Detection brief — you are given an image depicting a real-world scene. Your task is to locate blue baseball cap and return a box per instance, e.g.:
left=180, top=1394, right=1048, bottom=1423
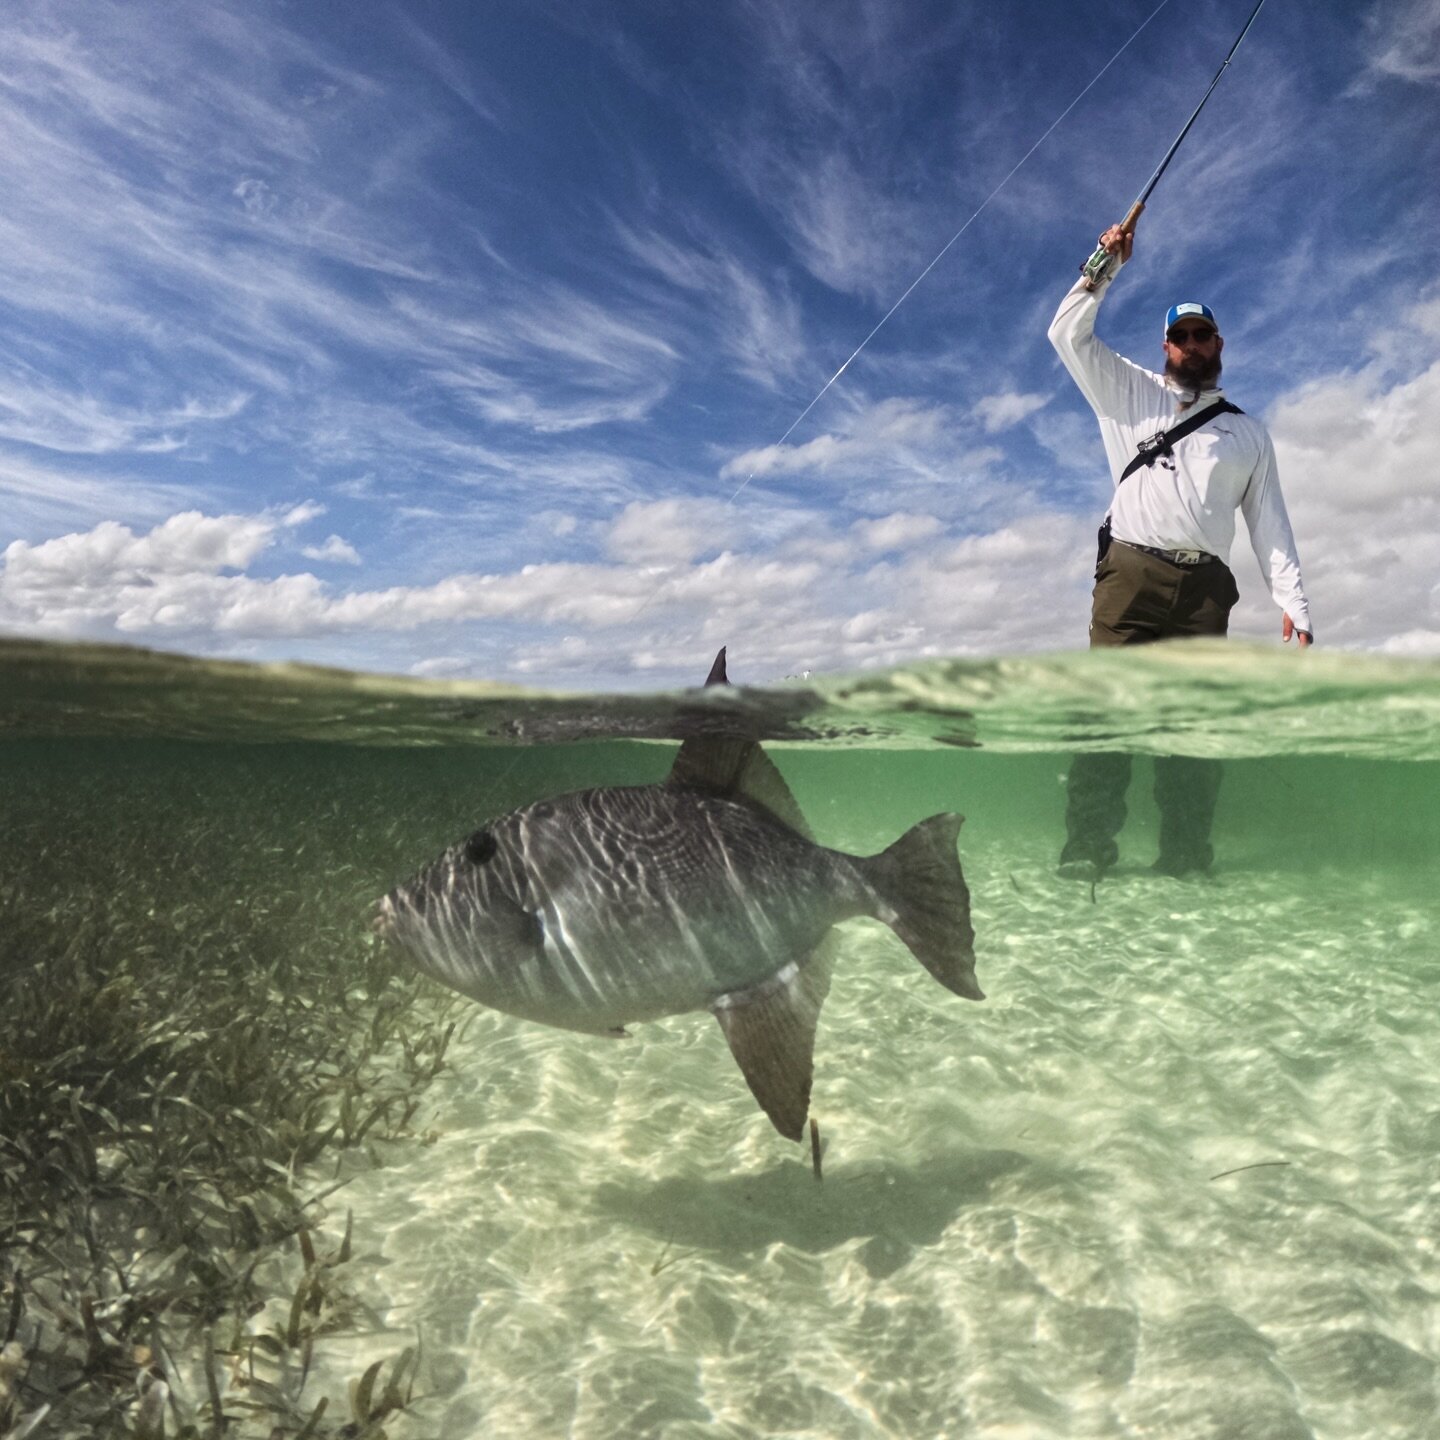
left=1165, top=302, right=1217, bottom=335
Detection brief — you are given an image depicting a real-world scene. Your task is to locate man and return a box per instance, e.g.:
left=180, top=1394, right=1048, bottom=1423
left=1048, top=222, right=1312, bottom=879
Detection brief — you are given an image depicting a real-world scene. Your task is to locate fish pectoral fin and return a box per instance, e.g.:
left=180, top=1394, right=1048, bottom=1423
left=710, top=949, right=831, bottom=1143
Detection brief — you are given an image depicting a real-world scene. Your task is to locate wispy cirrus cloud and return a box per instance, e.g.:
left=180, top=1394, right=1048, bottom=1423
left=0, top=452, right=208, bottom=536
left=0, top=375, right=249, bottom=455
left=1358, top=0, right=1440, bottom=86
left=719, top=397, right=1008, bottom=534
left=611, top=221, right=805, bottom=391
left=775, top=153, right=936, bottom=302
left=403, top=286, right=680, bottom=433
left=0, top=0, right=692, bottom=463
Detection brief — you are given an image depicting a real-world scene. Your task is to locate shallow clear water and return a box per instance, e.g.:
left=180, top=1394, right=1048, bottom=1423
left=3, top=637, right=1439, bottom=1438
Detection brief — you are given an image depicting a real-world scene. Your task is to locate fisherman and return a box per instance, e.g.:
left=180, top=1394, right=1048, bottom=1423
left=1049, top=222, right=1312, bottom=879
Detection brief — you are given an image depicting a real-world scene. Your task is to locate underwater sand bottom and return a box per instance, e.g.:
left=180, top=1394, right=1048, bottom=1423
left=270, top=844, right=1439, bottom=1439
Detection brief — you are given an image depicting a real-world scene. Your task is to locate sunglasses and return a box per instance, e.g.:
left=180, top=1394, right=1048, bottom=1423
left=1166, top=326, right=1218, bottom=344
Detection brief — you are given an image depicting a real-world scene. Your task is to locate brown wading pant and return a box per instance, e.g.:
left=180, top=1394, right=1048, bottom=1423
left=1061, top=541, right=1240, bottom=874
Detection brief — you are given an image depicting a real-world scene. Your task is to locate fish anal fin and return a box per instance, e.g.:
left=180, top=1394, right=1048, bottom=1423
left=710, top=944, right=833, bottom=1142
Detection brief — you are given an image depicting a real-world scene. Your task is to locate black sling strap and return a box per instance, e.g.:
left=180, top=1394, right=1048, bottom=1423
left=1119, top=398, right=1244, bottom=481
left=1096, top=398, right=1244, bottom=568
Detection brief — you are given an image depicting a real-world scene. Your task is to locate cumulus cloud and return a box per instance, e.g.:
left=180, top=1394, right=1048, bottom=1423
left=9, top=321, right=1437, bottom=673
left=6, top=310, right=1438, bottom=679
left=1267, top=359, right=1438, bottom=508
left=0, top=486, right=1089, bottom=684
left=604, top=497, right=737, bottom=565
left=0, top=505, right=816, bottom=643
left=852, top=512, right=943, bottom=552
left=1216, top=353, right=1440, bottom=651
left=974, top=391, right=1048, bottom=433
left=2, top=511, right=282, bottom=633
left=283, top=501, right=327, bottom=527
left=1378, top=628, right=1440, bottom=657
left=302, top=534, right=361, bottom=564
left=6, top=511, right=274, bottom=581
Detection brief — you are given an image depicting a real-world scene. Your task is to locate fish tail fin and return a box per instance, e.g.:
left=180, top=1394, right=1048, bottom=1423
left=864, top=814, right=983, bottom=1001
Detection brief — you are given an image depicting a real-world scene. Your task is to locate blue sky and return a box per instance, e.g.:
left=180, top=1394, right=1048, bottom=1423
left=1, top=0, right=1437, bottom=688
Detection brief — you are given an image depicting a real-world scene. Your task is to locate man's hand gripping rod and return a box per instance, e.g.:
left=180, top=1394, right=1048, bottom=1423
left=1079, top=0, right=1268, bottom=291
left=1081, top=200, right=1143, bottom=290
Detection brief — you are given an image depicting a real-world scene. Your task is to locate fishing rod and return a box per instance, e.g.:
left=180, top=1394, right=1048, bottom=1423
left=1081, top=0, right=1269, bottom=290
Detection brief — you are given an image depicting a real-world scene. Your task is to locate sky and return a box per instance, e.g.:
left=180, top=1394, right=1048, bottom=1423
left=0, top=0, right=1437, bottom=689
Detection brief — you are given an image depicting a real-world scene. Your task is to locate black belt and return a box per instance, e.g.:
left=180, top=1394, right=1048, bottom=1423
left=1113, top=538, right=1218, bottom=567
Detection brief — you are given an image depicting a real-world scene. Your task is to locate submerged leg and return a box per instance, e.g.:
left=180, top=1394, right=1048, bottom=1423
left=1152, top=756, right=1223, bottom=876
left=1060, top=752, right=1133, bottom=877
left=1061, top=544, right=1153, bottom=877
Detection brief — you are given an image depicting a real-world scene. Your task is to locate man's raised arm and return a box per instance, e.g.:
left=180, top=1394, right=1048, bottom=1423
left=1048, top=224, right=1152, bottom=422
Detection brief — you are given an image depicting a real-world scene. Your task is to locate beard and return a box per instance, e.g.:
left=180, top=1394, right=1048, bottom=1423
left=1166, top=353, right=1223, bottom=393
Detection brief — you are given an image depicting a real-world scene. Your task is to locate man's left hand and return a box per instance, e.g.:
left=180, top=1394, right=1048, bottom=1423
left=1283, top=614, right=1313, bottom=647
left=1098, top=223, right=1134, bottom=263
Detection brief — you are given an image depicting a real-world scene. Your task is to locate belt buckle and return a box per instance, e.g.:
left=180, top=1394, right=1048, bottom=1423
left=1172, top=549, right=1202, bottom=565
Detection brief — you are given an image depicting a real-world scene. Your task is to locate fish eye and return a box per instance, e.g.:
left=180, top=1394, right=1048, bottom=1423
left=464, top=829, right=498, bottom=865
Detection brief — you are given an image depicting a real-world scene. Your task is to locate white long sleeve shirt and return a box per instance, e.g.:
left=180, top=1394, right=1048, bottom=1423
left=1049, top=268, right=1311, bottom=634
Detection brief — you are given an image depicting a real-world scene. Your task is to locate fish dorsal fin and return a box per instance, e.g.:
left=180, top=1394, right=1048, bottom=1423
left=668, top=741, right=814, bottom=840
left=710, top=939, right=836, bottom=1142
left=666, top=649, right=814, bottom=840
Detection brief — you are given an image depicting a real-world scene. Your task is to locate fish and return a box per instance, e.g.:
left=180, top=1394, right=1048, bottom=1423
left=373, top=649, right=982, bottom=1141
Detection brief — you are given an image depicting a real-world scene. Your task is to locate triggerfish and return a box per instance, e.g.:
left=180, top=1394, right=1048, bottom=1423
left=374, top=649, right=982, bottom=1141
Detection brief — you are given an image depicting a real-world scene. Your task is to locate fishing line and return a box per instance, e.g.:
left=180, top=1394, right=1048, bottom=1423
left=722, top=0, right=1173, bottom=507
